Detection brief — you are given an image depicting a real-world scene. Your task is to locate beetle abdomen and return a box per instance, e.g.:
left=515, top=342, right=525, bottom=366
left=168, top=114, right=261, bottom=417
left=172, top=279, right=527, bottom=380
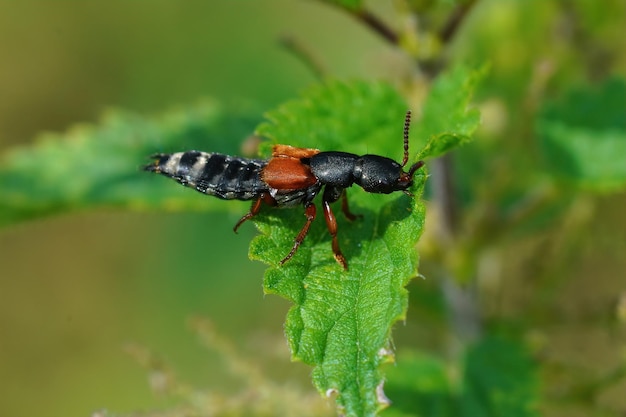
left=146, top=151, right=268, bottom=200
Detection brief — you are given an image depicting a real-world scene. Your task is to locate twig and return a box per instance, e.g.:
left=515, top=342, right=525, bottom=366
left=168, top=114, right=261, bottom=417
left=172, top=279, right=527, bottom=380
left=279, top=34, right=328, bottom=80
left=438, top=0, right=477, bottom=45
left=318, top=0, right=399, bottom=45
left=353, top=9, right=399, bottom=45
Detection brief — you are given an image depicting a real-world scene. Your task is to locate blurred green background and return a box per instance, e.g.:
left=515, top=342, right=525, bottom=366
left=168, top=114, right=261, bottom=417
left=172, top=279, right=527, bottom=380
left=0, top=1, right=624, bottom=417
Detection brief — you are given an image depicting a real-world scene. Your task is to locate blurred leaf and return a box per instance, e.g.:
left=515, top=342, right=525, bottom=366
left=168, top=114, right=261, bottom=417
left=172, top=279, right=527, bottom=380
left=252, top=80, right=427, bottom=416
left=461, top=336, right=538, bottom=417
left=536, top=77, right=626, bottom=192
left=0, top=101, right=261, bottom=227
left=382, top=351, right=453, bottom=417
left=415, top=64, right=487, bottom=160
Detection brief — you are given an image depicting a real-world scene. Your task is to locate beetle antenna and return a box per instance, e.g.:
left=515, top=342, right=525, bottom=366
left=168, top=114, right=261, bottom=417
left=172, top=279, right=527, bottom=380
left=402, top=110, right=411, bottom=167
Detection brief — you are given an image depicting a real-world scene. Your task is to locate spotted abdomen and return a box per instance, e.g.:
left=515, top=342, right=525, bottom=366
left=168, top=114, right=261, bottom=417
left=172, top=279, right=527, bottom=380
left=145, top=151, right=269, bottom=200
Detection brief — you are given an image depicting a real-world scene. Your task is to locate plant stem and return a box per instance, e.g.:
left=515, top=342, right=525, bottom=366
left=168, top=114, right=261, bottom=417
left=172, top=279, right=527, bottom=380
left=430, top=153, right=458, bottom=239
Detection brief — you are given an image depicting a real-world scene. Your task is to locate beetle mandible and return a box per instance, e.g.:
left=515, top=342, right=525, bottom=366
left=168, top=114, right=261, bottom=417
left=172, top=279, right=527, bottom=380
left=145, top=111, right=424, bottom=270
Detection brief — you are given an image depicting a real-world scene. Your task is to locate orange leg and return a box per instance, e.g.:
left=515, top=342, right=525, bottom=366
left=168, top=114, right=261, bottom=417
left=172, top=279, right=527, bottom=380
left=323, top=200, right=348, bottom=270
left=280, top=203, right=317, bottom=266
left=233, top=193, right=275, bottom=233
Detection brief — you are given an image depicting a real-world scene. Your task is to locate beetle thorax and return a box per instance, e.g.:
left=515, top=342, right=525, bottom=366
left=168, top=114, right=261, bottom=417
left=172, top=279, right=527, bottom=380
left=308, top=152, right=359, bottom=188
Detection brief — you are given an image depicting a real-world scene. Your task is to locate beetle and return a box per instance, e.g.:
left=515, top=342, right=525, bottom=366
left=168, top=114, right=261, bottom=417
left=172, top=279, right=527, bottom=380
left=145, top=111, right=424, bottom=270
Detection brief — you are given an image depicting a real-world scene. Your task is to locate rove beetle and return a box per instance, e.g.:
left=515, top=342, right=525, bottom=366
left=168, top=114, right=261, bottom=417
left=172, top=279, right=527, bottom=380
left=145, top=111, right=424, bottom=270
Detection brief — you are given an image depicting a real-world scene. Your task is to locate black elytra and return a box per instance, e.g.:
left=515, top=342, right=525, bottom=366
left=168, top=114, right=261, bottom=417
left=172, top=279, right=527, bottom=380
left=145, top=111, right=424, bottom=270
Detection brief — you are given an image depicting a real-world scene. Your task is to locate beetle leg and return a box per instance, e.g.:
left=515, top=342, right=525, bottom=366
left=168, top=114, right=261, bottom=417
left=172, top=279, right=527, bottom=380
left=280, top=203, right=317, bottom=266
left=323, top=199, right=348, bottom=270
left=233, top=193, right=275, bottom=233
left=340, top=191, right=362, bottom=222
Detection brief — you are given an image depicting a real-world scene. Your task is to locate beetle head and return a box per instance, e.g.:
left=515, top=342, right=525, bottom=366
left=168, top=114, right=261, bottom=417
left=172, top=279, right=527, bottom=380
left=355, top=156, right=423, bottom=194
left=355, top=110, right=425, bottom=194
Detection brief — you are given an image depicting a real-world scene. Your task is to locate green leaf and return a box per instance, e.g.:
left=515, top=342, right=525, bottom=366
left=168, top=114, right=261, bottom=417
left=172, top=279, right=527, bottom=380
left=461, top=336, right=539, bottom=417
left=0, top=101, right=261, bottom=227
left=252, top=73, right=482, bottom=415
left=415, top=64, right=487, bottom=160
left=252, top=80, right=426, bottom=416
left=536, top=77, right=626, bottom=192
